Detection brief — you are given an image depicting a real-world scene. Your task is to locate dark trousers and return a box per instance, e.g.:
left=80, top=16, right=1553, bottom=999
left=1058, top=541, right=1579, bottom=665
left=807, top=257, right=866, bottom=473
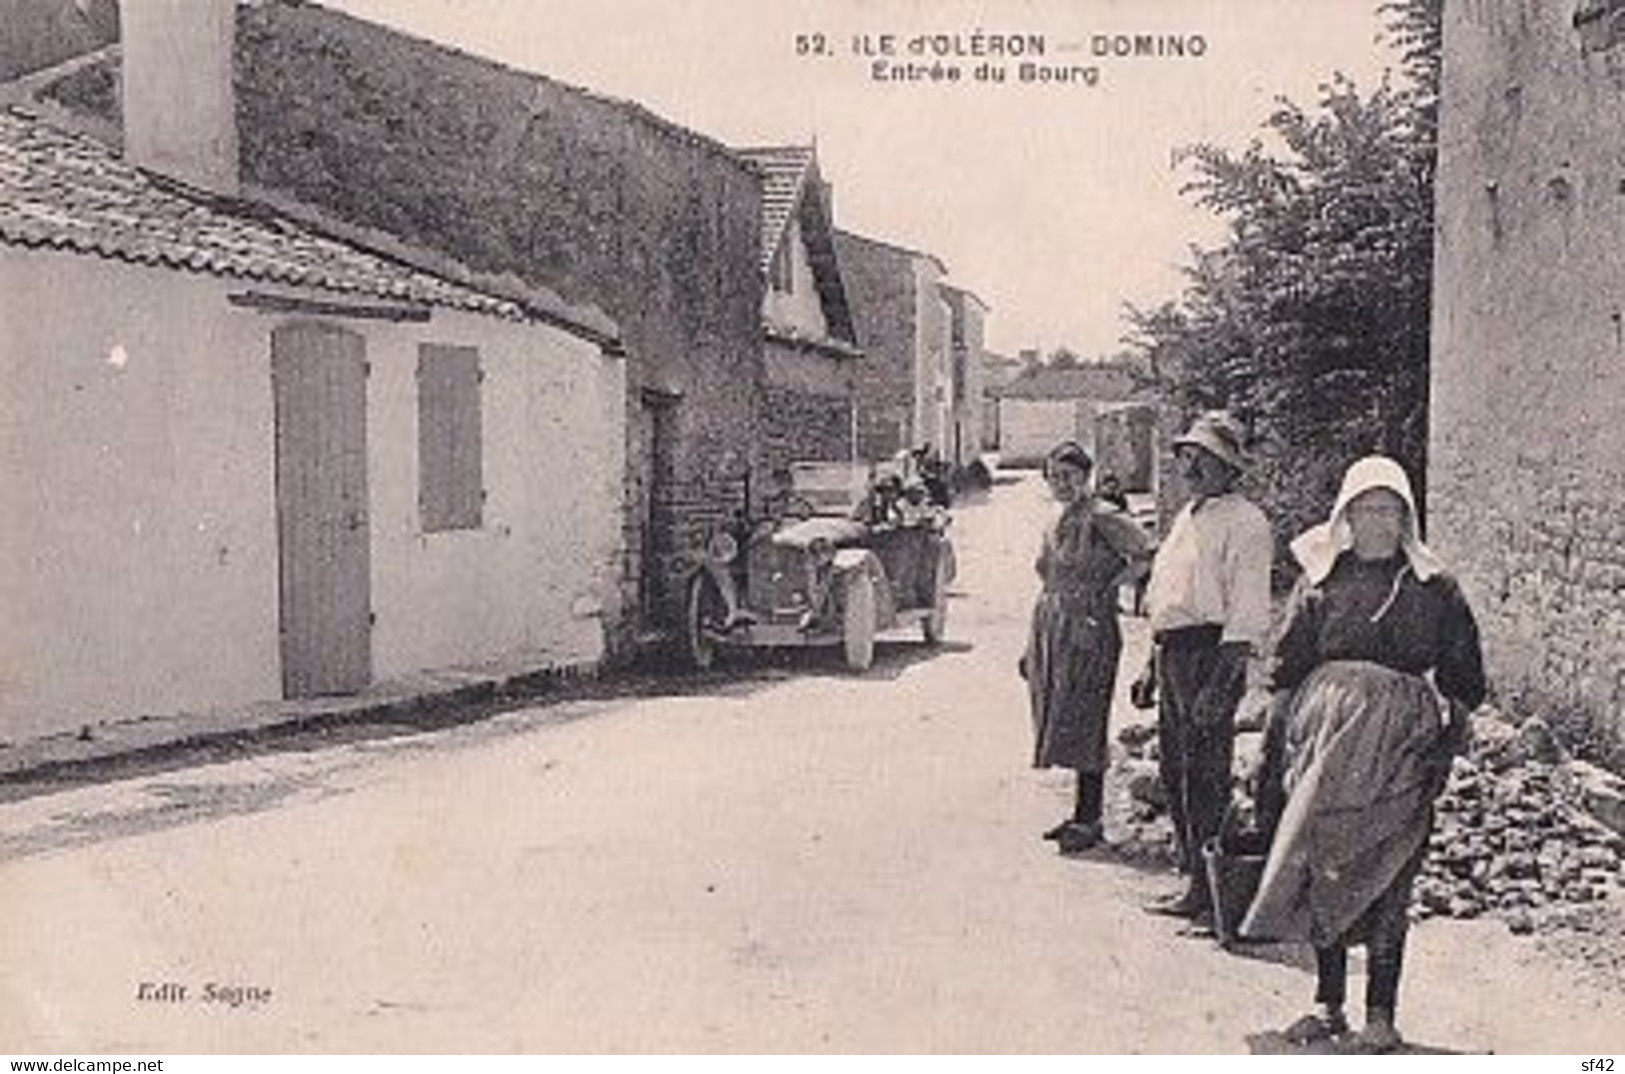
left=1073, top=769, right=1104, bottom=826
left=1313, top=848, right=1425, bottom=1015
left=1156, top=627, right=1244, bottom=903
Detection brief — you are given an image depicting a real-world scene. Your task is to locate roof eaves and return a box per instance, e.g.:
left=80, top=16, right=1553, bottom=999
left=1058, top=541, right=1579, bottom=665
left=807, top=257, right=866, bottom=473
left=940, top=281, right=989, bottom=310
left=0, top=107, right=628, bottom=339
left=242, top=183, right=622, bottom=349
left=764, top=321, right=863, bottom=360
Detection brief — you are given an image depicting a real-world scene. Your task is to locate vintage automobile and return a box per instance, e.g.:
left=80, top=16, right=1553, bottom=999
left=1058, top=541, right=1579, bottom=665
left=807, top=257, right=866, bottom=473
left=683, top=461, right=957, bottom=671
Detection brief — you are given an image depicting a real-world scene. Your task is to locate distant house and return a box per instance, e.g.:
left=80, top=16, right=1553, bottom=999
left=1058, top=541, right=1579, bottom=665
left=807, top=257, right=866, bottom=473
left=995, top=363, right=1153, bottom=485
left=834, top=230, right=953, bottom=463
left=1430, top=1, right=1625, bottom=749
left=0, top=101, right=625, bottom=742
left=940, top=284, right=989, bottom=470
left=735, top=145, right=862, bottom=482
left=7, top=0, right=766, bottom=648
left=979, top=349, right=1025, bottom=451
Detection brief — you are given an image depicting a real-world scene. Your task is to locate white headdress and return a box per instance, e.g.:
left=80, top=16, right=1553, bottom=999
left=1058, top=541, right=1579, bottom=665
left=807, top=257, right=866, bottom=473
left=1288, top=455, right=1445, bottom=585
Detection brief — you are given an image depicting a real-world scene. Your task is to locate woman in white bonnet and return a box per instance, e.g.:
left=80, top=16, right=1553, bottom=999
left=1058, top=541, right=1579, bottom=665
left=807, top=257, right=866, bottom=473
left=1242, top=455, right=1486, bottom=1052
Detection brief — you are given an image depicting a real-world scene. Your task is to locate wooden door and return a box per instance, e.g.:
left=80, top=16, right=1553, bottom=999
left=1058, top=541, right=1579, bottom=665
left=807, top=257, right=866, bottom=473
left=272, top=322, right=372, bottom=697
left=636, top=391, right=679, bottom=631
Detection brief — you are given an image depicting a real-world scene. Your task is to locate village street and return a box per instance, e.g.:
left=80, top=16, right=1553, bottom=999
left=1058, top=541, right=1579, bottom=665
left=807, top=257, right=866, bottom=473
left=0, top=474, right=1621, bottom=1055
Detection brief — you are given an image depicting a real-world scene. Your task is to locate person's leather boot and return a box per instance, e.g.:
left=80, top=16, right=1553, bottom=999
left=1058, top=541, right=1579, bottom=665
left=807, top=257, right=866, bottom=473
left=1143, top=888, right=1208, bottom=918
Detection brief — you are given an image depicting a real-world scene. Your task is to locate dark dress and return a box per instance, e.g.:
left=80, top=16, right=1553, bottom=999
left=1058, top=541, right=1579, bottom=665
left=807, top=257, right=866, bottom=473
left=1242, top=552, right=1487, bottom=945
left=1026, top=499, right=1148, bottom=773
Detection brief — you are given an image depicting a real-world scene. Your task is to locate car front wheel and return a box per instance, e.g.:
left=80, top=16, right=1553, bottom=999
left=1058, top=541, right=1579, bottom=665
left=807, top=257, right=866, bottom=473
left=842, top=570, right=876, bottom=671
left=922, top=550, right=949, bottom=645
left=685, top=573, right=727, bottom=671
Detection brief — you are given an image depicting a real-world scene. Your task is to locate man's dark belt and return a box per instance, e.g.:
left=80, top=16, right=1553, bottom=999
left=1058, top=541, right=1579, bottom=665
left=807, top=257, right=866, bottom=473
left=1153, top=624, right=1224, bottom=650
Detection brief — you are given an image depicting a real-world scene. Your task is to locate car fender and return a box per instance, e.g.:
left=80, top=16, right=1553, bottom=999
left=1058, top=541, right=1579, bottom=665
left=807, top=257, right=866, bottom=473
left=832, top=548, right=897, bottom=625
left=831, top=547, right=880, bottom=576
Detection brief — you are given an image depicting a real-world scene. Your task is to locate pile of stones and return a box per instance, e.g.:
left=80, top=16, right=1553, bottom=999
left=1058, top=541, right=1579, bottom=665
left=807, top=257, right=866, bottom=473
left=1114, top=709, right=1625, bottom=936
left=1414, top=744, right=1624, bottom=933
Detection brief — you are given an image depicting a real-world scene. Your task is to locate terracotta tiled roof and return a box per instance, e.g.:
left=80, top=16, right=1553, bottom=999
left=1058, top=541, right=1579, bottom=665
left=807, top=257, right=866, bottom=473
left=735, top=145, right=815, bottom=271
left=0, top=106, right=532, bottom=320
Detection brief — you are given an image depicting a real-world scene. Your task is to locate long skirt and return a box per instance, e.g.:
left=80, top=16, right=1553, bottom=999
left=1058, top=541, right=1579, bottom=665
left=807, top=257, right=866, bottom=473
left=1026, top=591, right=1121, bottom=773
left=1241, top=660, right=1443, bottom=946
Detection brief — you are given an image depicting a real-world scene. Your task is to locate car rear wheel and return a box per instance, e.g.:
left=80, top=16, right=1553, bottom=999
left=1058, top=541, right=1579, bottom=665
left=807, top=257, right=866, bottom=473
left=922, top=550, right=949, bottom=645
left=685, top=573, right=727, bottom=671
left=842, top=570, right=876, bottom=671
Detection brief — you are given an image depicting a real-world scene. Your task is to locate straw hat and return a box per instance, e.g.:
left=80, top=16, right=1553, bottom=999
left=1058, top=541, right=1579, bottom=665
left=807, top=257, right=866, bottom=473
left=1045, top=439, right=1093, bottom=472
left=1172, top=410, right=1248, bottom=472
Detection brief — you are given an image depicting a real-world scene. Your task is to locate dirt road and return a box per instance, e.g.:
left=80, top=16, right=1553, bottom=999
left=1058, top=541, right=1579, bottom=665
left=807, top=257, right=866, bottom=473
left=0, top=474, right=1619, bottom=1053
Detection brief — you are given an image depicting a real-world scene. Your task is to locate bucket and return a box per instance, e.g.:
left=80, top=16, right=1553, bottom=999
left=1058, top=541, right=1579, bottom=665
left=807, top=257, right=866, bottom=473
left=1202, top=834, right=1268, bottom=950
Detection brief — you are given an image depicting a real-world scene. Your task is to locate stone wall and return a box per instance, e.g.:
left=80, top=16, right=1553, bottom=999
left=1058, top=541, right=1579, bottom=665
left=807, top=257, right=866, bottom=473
left=944, top=288, right=987, bottom=468
left=759, top=383, right=854, bottom=483
left=916, top=264, right=952, bottom=457
left=837, top=231, right=922, bottom=462
left=1431, top=0, right=1625, bottom=752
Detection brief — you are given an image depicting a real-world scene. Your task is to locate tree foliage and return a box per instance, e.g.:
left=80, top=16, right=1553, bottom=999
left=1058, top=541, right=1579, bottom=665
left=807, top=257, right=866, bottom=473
left=1125, top=0, right=1443, bottom=563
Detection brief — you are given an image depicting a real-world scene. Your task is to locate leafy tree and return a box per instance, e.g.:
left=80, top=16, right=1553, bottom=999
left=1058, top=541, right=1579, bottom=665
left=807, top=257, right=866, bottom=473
left=1125, top=0, right=1443, bottom=570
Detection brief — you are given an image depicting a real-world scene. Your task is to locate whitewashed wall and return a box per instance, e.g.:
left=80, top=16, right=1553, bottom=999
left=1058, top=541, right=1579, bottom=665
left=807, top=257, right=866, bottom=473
left=0, top=248, right=623, bottom=741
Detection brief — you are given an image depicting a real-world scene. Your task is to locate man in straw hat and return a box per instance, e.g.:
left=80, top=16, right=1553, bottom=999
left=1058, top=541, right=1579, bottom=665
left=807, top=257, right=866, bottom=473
left=1141, top=410, right=1272, bottom=930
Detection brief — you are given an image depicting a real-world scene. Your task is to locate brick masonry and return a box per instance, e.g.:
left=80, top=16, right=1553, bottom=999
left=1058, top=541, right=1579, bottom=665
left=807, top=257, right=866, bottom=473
left=1431, top=0, right=1625, bottom=746
left=759, top=334, right=856, bottom=479
left=759, top=382, right=854, bottom=481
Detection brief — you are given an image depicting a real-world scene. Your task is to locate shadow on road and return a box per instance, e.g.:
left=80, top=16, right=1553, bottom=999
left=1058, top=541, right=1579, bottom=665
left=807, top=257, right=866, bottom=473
left=1247, top=1029, right=1466, bottom=1055
left=0, top=631, right=983, bottom=856
left=1214, top=938, right=1318, bottom=973
left=0, top=630, right=979, bottom=809
left=1058, top=836, right=1180, bottom=878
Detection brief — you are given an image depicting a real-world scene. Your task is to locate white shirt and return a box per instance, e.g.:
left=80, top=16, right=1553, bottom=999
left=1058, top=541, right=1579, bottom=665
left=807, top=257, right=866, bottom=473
left=1145, top=492, right=1273, bottom=647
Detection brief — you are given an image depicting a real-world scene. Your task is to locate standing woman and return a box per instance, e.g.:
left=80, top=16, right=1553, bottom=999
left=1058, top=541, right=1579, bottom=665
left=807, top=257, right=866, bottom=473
left=1023, top=441, right=1152, bottom=854
left=1241, top=455, right=1486, bottom=1052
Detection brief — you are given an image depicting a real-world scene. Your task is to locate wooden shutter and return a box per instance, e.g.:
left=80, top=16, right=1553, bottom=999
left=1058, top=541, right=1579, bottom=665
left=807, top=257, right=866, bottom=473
left=418, top=343, right=483, bottom=532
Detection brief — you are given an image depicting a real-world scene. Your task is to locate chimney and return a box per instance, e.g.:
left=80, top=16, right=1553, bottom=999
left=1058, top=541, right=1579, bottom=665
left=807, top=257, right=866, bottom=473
left=121, top=0, right=239, bottom=195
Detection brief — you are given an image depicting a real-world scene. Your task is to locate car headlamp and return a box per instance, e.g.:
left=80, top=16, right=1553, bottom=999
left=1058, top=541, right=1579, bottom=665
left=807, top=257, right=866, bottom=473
left=706, top=531, right=739, bottom=564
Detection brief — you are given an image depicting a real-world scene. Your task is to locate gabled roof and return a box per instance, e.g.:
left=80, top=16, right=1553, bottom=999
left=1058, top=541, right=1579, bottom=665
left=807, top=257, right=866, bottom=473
left=0, top=2, right=734, bottom=349
left=0, top=106, right=602, bottom=329
left=834, top=228, right=950, bottom=277
left=735, top=143, right=857, bottom=348
left=734, top=145, right=815, bottom=272
left=997, top=363, right=1143, bottom=402
left=940, top=281, right=989, bottom=311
